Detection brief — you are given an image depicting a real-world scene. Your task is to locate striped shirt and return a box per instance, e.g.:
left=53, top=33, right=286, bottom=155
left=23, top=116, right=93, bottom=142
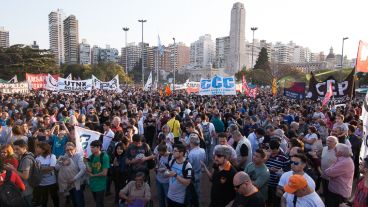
left=265, top=151, right=290, bottom=187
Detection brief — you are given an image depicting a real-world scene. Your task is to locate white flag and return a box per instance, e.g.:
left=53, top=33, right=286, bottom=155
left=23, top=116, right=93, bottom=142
left=66, top=73, right=72, bottom=80
left=45, top=74, right=58, bottom=91
left=144, top=72, right=153, bottom=91
left=360, top=91, right=368, bottom=160
left=7, top=75, right=18, bottom=83
left=74, top=126, right=101, bottom=157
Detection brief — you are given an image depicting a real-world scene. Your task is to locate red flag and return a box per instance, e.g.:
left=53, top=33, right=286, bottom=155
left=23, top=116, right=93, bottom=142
left=356, top=40, right=368, bottom=73
left=322, top=82, right=333, bottom=106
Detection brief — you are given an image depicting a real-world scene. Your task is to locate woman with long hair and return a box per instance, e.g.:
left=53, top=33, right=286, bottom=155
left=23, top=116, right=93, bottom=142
left=34, top=142, right=59, bottom=207
left=0, top=144, right=19, bottom=168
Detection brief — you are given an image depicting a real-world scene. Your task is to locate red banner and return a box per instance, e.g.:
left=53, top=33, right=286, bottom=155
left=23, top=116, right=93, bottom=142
left=26, top=73, right=59, bottom=90
left=356, top=40, right=368, bottom=73
left=242, top=75, right=258, bottom=98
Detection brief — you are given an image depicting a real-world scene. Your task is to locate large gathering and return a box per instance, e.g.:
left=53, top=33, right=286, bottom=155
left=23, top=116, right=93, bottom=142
left=0, top=80, right=366, bottom=207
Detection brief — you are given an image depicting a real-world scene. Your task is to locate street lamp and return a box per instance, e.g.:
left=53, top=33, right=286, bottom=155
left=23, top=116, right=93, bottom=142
left=172, top=38, right=176, bottom=94
left=138, top=19, right=147, bottom=88
left=122, top=27, right=129, bottom=75
left=251, top=27, right=258, bottom=84
left=341, top=37, right=348, bottom=69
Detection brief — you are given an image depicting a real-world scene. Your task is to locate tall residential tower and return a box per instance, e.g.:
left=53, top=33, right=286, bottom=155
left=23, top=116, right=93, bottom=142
left=48, top=9, right=65, bottom=65
left=64, top=15, right=79, bottom=64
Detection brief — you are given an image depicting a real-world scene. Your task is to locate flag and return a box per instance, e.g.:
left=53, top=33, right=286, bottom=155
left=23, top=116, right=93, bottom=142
left=144, top=72, right=153, bottom=91
left=66, top=73, right=72, bottom=80
left=158, top=35, right=164, bottom=56
left=165, top=85, right=171, bottom=96
left=272, top=78, right=277, bottom=96
left=356, top=40, right=368, bottom=73
left=74, top=126, right=101, bottom=157
left=360, top=91, right=368, bottom=160
left=322, top=82, right=333, bottom=106
left=242, top=75, right=257, bottom=98
left=7, top=75, right=18, bottom=83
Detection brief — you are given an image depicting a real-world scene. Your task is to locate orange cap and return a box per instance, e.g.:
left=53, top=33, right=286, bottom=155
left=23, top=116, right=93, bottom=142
left=284, top=174, right=308, bottom=193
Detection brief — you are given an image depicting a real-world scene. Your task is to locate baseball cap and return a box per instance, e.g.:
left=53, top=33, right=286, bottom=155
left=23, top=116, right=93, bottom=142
left=284, top=174, right=307, bottom=194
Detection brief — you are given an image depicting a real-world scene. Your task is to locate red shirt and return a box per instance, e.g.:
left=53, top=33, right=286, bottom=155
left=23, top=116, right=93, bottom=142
left=112, top=126, right=123, bottom=133
left=0, top=171, right=26, bottom=191
left=354, top=177, right=368, bottom=207
left=2, top=156, right=19, bottom=169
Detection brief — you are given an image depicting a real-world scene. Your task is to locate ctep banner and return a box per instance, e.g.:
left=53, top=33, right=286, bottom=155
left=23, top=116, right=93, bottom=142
left=199, top=75, right=236, bottom=96
left=57, top=78, right=93, bottom=92
left=26, top=73, right=59, bottom=90
left=0, top=82, right=29, bottom=94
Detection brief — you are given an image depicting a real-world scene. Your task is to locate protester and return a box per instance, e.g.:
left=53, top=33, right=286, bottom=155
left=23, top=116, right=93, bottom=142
left=324, top=143, right=354, bottom=207
left=0, top=144, right=19, bottom=168
left=119, top=172, right=151, bottom=207
left=245, top=149, right=270, bottom=201
left=86, top=140, right=110, bottom=207
left=281, top=174, right=325, bottom=207
left=203, top=145, right=237, bottom=207
left=231, top=171, right=265, bottom=206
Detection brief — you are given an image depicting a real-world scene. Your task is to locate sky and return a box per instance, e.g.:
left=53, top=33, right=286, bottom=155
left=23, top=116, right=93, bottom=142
left=1, top=0, right=367, bottom=59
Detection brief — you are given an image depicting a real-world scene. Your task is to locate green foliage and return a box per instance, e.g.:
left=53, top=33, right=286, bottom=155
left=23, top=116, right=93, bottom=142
left=235, top=68, right=247, bottom=81
left=0, top=44, right=59, bottom=80
left=254, top=47, right=270, bottom=70
left=61, top=63, right=132, bottom=83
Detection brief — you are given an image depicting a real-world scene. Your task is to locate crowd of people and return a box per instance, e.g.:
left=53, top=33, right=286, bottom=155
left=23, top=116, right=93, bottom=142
left=0, top=87, right=366, bottom=207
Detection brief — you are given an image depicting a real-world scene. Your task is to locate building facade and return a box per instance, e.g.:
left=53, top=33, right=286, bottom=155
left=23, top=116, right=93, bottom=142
left=215, top=36, right=230, bottom=68
left=48, top=9, right=65, bottom=65
left=63, top=15, right=79, bottom=64
left=0, top=27, right=9, bottom=48
left=190, top=34, right=215, bottom=68
left=79, top=39, right=91, bottom=64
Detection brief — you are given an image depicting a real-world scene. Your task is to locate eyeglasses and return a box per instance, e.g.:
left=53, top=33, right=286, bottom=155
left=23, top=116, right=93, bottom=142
left=234, top=182, right=244, bottom=190
left=65, top=148, right=74, bottom=151
left=291, top=161, right=300, bottom=166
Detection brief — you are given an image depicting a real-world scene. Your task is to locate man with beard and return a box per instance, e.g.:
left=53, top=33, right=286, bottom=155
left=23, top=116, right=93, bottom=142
left=202, top=145, right=237, bottom=207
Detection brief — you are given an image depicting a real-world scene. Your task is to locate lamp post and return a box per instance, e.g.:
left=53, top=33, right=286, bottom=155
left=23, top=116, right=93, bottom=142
left=138, top=19, right=147, bottom=88
left=341, top=37, right=348, bottom=68
left=251, top=27, right=258, bottom=84
left=173, top=37, right=176, bottom=94
left=339, top=37, right=348, bottom=82
left=122, top=27, right=129, bottom=75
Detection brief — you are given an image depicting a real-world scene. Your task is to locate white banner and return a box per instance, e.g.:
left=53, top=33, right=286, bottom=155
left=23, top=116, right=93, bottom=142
left=45, top=74, right=58, bottom=91
left=144, top=72, right=153, bottom=91
left=0, top=82, right=29, bottom=94
left=57, top=78, right=93, bottom=92
left=92, top=75, right=119, bottom=90
left=75, top=126, right=101, bottom=157
left=199, top=75, right=236, bottom=96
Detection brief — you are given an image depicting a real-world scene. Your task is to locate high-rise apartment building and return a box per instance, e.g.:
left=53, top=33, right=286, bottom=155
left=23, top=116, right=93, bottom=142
left=215, top=36, right=230, bottom=68
left=48, top=9, right=65, bottom=65
left=174, top=42, right=190, bottom=70
left=0, top=27, right=9, bottom=48
left=64, top=15, right=79, bottom=64
left=79, top=39, right=91, bottom=64
left=99, top=45, right=119, bottom=63
left=190, top=34, right=215, bottom=68
left=91, top=45, right=100, bottom=64
left=121, top=43, right=142, bottom=71
left=229, top=2, right=246, bottom=73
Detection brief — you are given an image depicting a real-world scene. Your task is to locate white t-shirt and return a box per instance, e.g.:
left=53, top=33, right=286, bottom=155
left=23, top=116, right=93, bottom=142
left=36, top=154, right=57, bottom=186
left=283, top=191, right=325, bottom=207
left=304, top=133, right=318, bottom=150
left=278, top=171, right=316, bottom=190
left=102, top=129, right=115, bottom=151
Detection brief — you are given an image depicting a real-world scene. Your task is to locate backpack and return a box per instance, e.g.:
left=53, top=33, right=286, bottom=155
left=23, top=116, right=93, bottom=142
left=0, top=171, right=27, bottom=207
left=169, top=159, right=199, bottom=207
left=20, top=153, right=42, bottom=188
left=201, top=123, right=211, bottom=147
left=106, top=140, right=118, bottom=162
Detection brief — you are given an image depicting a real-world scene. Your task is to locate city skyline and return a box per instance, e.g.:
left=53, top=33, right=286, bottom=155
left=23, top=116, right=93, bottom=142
left=1, top=0, right=366, bottom=59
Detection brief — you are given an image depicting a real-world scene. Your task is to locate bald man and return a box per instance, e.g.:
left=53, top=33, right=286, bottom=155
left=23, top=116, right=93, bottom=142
left=230, top=171, right=265, bottom=207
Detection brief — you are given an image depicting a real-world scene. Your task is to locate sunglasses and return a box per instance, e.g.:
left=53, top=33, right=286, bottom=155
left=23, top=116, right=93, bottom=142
left=291, top=161, right=300, bottom=166
left=234, top=182, right=244, bottom=190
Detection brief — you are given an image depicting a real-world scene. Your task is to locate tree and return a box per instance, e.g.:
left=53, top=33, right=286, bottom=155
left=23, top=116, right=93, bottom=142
left=0, top=44, right=59, bottom=80
left=254, top=47, right=270, bottom=70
